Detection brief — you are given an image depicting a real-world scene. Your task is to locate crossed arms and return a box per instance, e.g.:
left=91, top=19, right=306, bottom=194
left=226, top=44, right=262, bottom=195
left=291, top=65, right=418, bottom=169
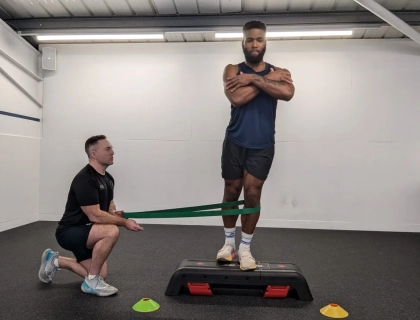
left=223, top=64, right=295, bottom=107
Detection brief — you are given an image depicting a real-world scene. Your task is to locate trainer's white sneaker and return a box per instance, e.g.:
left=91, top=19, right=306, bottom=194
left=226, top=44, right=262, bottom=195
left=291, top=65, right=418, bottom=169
left=38, top=248, right=59, bottom=283
left=81, top=275, right=118, bottom=297
left=216, top=243, right=236, bottom=262
left=238, top=248, right=257, bottom=271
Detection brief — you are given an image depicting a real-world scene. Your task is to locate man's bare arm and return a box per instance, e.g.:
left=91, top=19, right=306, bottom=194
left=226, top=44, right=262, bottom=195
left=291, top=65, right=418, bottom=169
left=224, top=64, right=260, bottom=107
left=251, top=67, right=295, bottom=101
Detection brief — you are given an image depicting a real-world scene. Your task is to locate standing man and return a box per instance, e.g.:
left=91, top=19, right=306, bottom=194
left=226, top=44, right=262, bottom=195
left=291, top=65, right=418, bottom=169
left=38, top=135, right=143, bottom=296
left=217, top=21, right=295, bottom=270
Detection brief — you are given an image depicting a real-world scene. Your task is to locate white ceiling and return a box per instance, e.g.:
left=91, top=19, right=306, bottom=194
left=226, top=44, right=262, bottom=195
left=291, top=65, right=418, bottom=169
left=1, top=0, right=419, bottom=43
left=1, top=0, right=420, bottom=18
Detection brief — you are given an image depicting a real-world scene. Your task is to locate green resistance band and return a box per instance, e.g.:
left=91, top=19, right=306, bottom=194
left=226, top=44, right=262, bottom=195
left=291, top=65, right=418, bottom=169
left=123, top=200, right=260, bottom=219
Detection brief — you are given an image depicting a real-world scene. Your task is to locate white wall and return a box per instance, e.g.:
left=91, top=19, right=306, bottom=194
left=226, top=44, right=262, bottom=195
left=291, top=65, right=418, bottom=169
left=0, top=19, right=43, bottom=231
left=39, top=39, right=420, bottom=232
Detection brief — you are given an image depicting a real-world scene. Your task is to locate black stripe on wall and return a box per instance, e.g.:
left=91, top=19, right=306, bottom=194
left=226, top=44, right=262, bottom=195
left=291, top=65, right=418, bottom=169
left=0, top=110, right=40, bottom=122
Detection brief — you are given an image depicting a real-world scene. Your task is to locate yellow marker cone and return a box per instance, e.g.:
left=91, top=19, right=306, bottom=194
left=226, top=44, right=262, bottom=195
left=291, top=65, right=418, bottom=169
left=133, top=298, right=160, bottom=313
left=320, top=303, right=349, bottom=318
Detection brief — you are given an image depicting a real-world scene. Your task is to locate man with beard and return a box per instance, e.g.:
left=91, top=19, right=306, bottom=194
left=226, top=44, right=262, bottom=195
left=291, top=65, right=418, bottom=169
left=217, top=21, right=295, bottom=270
left=38, top=135, right=144, bottom=296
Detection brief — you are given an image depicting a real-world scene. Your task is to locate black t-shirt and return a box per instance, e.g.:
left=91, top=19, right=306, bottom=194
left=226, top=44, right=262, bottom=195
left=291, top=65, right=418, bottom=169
left=58, top=164, right=114, bottom=228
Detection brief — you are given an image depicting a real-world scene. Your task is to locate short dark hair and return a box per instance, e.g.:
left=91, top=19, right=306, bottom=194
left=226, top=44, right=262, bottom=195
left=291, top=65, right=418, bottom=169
left=242, top=21, right=267, bottom=34
left=85, top=135, right=106, bottom=157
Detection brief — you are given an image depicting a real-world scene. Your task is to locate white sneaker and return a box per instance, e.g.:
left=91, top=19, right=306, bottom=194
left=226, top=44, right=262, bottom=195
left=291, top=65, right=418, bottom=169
left=38, top=248, right=59, bottom=283
left=238, top=248, right=256, bottom=271
left=81, top=275, right=118, bottom=297
left=216, top=243, right=236, bottom=262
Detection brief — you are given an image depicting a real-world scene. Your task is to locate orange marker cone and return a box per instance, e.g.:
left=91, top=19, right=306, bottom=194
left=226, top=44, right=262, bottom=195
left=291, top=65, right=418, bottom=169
left=320, top=303, right=349, bottom=318
left=132, top=298, right=160, bottom=312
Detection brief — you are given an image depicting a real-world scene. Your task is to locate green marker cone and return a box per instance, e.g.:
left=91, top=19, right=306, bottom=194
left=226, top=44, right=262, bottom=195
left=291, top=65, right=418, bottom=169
left=133, top=298, right=160, bottom=312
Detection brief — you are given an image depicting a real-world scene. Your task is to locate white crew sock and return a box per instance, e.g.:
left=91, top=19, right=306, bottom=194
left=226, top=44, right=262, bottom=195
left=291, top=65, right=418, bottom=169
left=87, top=274, right=98, bottom=280
left=224, top=227, right=236, bottom=246
left=239, top=232, right=253, bottom=251
left=53, top=258, right=59, bottom=268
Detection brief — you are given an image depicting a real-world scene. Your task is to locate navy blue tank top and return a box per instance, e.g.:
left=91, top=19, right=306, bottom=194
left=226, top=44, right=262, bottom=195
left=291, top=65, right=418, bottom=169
left=225, top=62, right=278, bottom=149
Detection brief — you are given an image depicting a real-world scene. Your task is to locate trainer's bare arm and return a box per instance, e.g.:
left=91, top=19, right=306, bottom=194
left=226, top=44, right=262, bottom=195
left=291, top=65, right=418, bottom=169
left=108, top=200, right=117, bottom=214
left=82, top=204, right=143, bottom=231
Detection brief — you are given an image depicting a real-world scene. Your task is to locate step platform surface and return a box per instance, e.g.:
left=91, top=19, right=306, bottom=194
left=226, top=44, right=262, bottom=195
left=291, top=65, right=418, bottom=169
left=165, top=259, right=313, bottom=301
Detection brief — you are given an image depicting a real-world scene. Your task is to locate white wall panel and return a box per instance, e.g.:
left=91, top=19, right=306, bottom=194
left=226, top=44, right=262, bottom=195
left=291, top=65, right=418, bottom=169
left=39, top=40, right=420, bottom=232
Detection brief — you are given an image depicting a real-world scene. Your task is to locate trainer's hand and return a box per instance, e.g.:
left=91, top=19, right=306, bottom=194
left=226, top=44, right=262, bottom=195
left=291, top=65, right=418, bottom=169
left=113, top=210, right=124, bottom=218
left=124, top=219, right=144, bottom=231
left=265, top=67, right=293, bottom=84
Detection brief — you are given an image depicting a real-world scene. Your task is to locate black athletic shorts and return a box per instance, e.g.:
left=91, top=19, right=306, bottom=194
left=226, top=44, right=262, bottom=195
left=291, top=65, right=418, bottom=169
left=221, top=137, right=275, bottom=181
left=55, top=224, right=94, bottom=263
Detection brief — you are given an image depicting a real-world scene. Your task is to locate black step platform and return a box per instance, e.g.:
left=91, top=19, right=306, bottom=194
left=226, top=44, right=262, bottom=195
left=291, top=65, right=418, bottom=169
left=165, top=259, right=313, bottom=301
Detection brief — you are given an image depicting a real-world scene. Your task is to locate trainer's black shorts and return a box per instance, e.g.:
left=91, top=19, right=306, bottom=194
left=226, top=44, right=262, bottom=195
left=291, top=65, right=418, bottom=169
left=221, top=137, right=275, bottom=181
left=55, top=224, right=94, bottom=263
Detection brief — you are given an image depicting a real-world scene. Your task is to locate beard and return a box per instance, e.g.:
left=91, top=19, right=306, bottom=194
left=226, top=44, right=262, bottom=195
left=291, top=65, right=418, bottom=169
left=242, top=42, right=266, bottom=64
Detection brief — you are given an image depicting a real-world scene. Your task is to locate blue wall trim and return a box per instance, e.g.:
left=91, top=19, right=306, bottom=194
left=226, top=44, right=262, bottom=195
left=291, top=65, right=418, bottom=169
left=0, top=110, right=40, bottom=122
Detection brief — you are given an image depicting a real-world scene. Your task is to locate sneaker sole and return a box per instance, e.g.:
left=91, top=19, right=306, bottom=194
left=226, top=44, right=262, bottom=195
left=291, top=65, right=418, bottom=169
left=239, top=264, right=257, bottom=271
left=38, top=249, right=52, bottom=283
left=81, top=286, right=118, bottom=297
left=216, top=252, right=237, bottom=262
left=81, top=283, right=118, bottom=297
left=238, top=256, right=257, bottom=271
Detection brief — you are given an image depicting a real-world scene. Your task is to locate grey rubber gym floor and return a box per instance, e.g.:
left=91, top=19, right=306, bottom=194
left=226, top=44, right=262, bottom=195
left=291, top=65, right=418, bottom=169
left=0, top=222, right=419, bottom=320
